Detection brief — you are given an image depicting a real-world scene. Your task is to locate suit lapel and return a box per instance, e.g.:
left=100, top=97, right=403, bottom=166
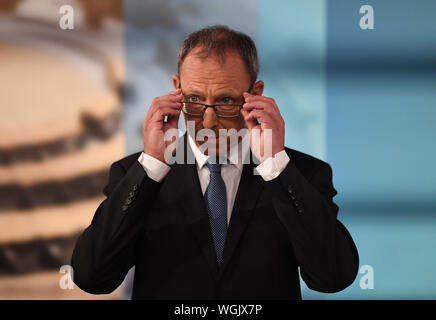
left=168, top=134, right=220, bottom=278
left=218, top=157, right=264, bottom=277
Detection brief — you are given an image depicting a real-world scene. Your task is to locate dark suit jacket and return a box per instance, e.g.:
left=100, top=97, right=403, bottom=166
left=71, top=135, right=359, bottom=299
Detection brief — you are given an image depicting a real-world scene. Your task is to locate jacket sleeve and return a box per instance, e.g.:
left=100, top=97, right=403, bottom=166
left=268, top=159, right=359, bottom=293
left=71, top=159, right=161, bottom=294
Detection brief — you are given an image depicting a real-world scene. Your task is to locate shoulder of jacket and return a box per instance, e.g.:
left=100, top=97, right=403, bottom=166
left=284, top=147, right=331, bottom=174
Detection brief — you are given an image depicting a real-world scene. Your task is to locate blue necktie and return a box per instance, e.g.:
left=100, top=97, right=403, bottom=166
left=205, top=162, right=227, bottom=265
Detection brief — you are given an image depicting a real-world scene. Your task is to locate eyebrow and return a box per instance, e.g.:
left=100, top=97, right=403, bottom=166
left=184, top=89, right=241, bottom=99
left=183, top=89, right=204, bottom=96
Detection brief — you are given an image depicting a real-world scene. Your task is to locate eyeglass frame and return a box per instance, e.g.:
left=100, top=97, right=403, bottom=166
left=178, top=82, right=255, bottom=118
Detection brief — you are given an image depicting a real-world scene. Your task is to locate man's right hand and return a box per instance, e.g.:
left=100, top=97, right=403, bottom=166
left=142, top=88, right=183, bottom=163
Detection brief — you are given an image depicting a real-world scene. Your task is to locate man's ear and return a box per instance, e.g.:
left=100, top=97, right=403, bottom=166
left=251, top=80, right=264, bottom=96
left=172, top=74, right=180, bottom=90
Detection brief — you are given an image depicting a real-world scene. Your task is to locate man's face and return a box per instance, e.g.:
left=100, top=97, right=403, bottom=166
left=173, top=47, right=256, bottom=156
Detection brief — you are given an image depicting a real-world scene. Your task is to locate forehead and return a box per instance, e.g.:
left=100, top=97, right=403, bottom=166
left=180, top=48, right=251, bottom=91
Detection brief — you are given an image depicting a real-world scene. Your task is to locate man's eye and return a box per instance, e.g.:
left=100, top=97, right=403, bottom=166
left=189, top=96, right=199, bottom=102
left=222, top=97, right=233, bottom=104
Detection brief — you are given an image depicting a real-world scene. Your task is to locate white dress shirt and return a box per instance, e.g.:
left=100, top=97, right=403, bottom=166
left=138, top=134, right=290, bottom=225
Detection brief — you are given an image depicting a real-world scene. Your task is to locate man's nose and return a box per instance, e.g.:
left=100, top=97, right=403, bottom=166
left=202, top=107, right=219, bottom=129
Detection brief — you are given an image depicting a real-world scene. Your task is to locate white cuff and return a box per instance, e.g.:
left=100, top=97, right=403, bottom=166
left=137, top=152, right=171, bottom=182
left=255, top=150, right=290, bottom=182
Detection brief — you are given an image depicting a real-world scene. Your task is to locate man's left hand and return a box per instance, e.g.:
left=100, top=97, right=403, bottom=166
left=241, top=92, right=285, bottom=162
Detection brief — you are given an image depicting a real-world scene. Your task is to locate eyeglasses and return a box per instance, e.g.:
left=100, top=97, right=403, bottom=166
left=181, top=101, right=243, bottom=118
left=179, top=82, right=254, bottom=118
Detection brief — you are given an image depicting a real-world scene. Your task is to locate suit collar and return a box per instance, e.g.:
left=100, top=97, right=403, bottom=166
left=167, top=135, right=220, bottom=277
left=218, top=158, right=264, bottom=277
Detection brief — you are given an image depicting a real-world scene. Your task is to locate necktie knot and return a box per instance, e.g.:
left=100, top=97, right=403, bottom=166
left=206, top=162, right=222, bottom=174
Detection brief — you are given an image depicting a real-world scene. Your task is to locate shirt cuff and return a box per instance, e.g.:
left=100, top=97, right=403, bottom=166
left=137, top=152, right=171, bottom=182
left=255, top=150, right=290, bottom=182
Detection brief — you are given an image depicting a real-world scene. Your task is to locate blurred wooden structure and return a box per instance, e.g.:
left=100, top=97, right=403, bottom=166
left=0, top=1, right=126, bottom=299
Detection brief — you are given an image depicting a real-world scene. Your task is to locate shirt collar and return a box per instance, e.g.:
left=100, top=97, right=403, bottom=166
left=187, top=131, right=249, bottom=172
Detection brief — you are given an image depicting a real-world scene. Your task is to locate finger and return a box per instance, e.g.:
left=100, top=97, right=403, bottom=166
left=167, top=92, right=183, bottom=100
left=150, top=100, right=183, bottom=116
left=152, top=105, right=182, bottom=117
left=150, top=111, right=181, bottom=128
left=240, top=109, right=259, bottom=130
left=164, top=108, right=181, bottom=128
left=150, top=107, right=181, bottom=123
left=149, top=95, right=182, bottom=114
left=146, top=100, right=181, bottom=124
left=153, top=94, right=183, bottom=105
left=148, top=96, right=175, bottom=114
left=243, top=104, right=275, bottom=117
left=244, top=109, right=275, bottom=124
left=243, top=92, right=267, bottom=100
left=169, top=88, right=182, bottom=95
left=244, top=95, right=276, bottom=106
left=243, top=101, right=280, bottom=120
left=243, top=110, right=262, bottom=122
left=243, top=95, right=279, bottom=111
left=242, top=103, right=266, bottom=111
left=148, top=100, right=181, bottom=115
left=243, top=92, right=269, bottom=102
left=163, top=95, right=183, bottom=104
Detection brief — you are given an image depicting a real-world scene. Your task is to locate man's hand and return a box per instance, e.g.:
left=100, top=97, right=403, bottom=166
left=142, top=88, right=183, bottom=162
left=241, top=92, right=285, bottom=162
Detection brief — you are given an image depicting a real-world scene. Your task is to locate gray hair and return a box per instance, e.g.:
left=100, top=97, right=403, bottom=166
left=177, top=25, right=259, bottom=84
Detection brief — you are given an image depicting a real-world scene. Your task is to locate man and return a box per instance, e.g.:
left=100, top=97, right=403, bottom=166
left=71, top=25, right=359, bottom=299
